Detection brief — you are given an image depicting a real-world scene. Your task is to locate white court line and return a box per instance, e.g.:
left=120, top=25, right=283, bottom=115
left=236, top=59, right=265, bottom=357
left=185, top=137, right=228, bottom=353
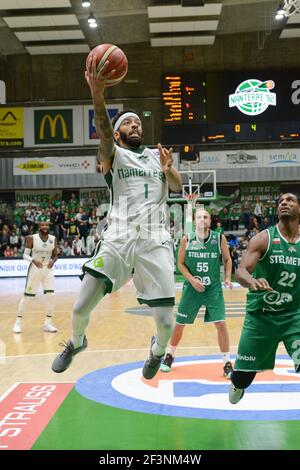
left=0, top=382, right=19, bottom=401
left=2, top=345, right=238, bottom=360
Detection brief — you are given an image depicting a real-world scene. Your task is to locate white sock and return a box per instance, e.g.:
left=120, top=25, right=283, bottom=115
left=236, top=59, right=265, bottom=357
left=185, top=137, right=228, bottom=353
left=44, top=292, right=55, bottom=320
left=17, top=295, right=32, bottom=319
left=72, top=273, right=106, bottom=348
left=167, top=344, right=177, bottom=357
left=151, top=306, right=174, bottom=357
left=222, top=352, right=231, bottom=364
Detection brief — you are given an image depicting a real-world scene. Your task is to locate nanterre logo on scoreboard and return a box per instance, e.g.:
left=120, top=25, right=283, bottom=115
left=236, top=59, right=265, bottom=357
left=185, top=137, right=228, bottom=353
left=229, top=79, right=276, bottom=116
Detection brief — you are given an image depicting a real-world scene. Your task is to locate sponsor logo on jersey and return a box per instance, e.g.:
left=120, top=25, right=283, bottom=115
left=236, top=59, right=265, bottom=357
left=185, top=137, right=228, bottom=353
left=93, top=257, right=104, bottom=268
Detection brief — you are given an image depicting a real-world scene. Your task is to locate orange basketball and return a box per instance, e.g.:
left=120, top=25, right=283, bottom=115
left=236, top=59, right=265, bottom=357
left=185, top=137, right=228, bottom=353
left=86, top=44, right=128, bottom=87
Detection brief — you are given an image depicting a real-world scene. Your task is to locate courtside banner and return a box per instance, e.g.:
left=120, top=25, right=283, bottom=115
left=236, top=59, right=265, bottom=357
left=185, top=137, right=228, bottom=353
left=0, top=258, right=89, bottom=278
left=179, top=148, right=300, bottom=170
left=24, top=106, right=83, bottom=147
left=0, top=107, right=23, bottom=148
left=83, top=104, right=123, bottom=145
left=13, top=156, right=96, bottom=175
left=0, top=383, right=73, bottom=450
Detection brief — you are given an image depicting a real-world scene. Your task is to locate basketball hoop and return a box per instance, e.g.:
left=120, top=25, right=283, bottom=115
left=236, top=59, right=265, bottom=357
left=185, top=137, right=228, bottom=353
left=184, top=193, right=199, bottom=209
left=283, top=0, right=300, bottom=16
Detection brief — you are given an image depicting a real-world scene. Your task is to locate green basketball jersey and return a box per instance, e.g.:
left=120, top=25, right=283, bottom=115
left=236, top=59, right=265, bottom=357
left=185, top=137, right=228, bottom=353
left=247, top=225, right=300, bottom=313
left=184, top=230, right=221, bottom=288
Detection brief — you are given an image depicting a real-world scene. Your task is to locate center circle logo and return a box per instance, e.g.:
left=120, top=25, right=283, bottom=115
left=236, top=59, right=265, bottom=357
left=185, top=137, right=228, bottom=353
left=229, top=79, right=276, bottom=116
left=76, top=355, right=300, bottom=421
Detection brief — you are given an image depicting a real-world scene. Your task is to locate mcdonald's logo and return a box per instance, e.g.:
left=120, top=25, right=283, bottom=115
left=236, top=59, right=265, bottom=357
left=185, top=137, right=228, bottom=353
left=34, top=109, right=73, bottom=144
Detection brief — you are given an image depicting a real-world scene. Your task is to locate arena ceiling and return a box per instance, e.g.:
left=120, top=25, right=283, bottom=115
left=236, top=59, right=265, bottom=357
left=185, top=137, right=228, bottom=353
left=0, top=0, right=298, bottom=56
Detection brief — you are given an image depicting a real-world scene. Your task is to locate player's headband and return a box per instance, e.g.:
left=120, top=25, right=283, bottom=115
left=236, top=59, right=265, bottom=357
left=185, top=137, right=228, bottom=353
left=113, top=112, right=140, bottom=133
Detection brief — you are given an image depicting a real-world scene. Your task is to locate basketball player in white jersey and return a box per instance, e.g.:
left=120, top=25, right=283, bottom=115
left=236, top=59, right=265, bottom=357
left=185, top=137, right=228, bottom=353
left=52, top=53, right=182, bottom=377
left=13, top=221, right=58, bottom=333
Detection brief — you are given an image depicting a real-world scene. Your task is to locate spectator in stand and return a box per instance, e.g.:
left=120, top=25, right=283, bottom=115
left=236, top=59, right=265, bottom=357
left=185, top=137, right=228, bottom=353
left=12, top=246, right=20, bottom=257
left=241, top=198, right=252, bottom=230
left=61, top=214, right=70, bottom=240
left=229, top=246, right=239, bottom=274
left=259, top=216, right=271, bottom=231
left=78, top=210, right=89, bottom=240
left=254, top=197, right=263, bottom=224
left=13, top=203, right=23, bottom=227
left=52, top=194, right=61, bottom=210
left=57, top=207, right=65, bottom=240
left=68, top=217, right=80, bottom=240
left=215, top=221, right=224, bottom=235
left=50, top=208, right=60, bottom=239
left=75, top=207, right=84, bottom=224
left=210, top=208, right=219, bottom=229
left=71, top=235, right=84, bottom=256
left=246, top=216, right=260, bottom=240
left=9, top=230, right=20, bottom=248
left=229, top=207, right=240, bottom=231
left=265, top=200, right=277, bottom=226
left=67, top=193, right=79, bottom=216
left=85, top=232, right=96, bottom=256
left=3, top=246, right=13, bottom=257
left=89, top=208, right=98, bottom=226
left=62, top=240, right=72, bottom=256
left=219, top=206, right=230, bottom=231
left=0, top=228, right=10, bottom=256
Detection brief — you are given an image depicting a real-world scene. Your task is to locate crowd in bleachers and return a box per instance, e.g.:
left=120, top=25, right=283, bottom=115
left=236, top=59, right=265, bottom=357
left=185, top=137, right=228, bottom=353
left=0, top=193, right=278, bottom=273
left=0, top=192, right=108, bottom=258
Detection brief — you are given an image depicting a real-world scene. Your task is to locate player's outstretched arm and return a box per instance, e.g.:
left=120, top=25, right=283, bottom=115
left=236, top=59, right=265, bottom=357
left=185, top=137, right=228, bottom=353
left=220, top=234, right=233, bottom=288
left=235, top=230, right=272, bottom=290
left=85, top=54, right=115, bottom=168
left=157, top=143, right=182, bottom=192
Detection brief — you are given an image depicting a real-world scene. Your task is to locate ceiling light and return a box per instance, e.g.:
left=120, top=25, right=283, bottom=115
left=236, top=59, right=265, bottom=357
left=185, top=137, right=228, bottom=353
left=88, top=14, right=96, bottom=24
left=81, top=1, right=91, bottom=7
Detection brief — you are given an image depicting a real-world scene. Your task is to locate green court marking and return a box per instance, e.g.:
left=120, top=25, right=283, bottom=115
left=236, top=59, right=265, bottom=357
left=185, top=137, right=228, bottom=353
left=32, top=388, right=300, bottom=450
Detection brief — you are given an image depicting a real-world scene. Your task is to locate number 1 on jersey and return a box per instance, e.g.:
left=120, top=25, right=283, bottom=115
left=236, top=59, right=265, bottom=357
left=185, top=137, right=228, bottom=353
left=144, top=183, right=149, bottom=199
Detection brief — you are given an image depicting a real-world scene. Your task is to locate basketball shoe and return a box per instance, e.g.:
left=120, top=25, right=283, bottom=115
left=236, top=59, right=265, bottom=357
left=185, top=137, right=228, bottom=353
left=160, top=353, right=174, bottom=372
left=142, top=336, right=163, bottom=380
left=12, top=318, right=22, bottom=334
left=51, top=336, right=88, bottom=373
left=223, top=361, right=233, bottom=379
left=43, top=319, right=58, bottom=333
left=229, top=382, right=244, bottom=404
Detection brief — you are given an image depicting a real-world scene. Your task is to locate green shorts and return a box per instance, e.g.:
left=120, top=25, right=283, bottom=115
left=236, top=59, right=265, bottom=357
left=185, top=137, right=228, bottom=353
left=176, top=283, right=225, bottom=324
left=235, top=308, right=300, bottom=372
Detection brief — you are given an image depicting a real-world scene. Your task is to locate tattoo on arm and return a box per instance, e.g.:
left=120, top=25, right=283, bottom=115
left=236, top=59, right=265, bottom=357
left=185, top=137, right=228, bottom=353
left=94, top=105, right=115, bottom=161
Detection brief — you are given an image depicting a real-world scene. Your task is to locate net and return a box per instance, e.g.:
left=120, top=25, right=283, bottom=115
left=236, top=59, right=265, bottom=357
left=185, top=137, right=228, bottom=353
left=184, top=193, right=198, bottom=209
left=283, top=0, right=300, bottom=16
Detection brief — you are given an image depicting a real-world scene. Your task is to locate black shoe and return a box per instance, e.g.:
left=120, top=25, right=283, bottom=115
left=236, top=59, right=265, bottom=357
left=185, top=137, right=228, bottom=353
left=142, top=336, right=163, bottom=380
left=223, top=361, right=233, bottom=379
left=51, top=336, right=88, bottom=373
left=160, top=353, right=174, bottom=372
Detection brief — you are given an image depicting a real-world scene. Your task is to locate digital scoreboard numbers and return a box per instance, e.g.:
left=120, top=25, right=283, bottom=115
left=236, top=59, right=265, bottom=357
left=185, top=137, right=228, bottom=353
left=162, top=75, right=182, bottom=124
left=162, top=71, right=300, bottom=144
left=162, top=74, right=206, bottom=125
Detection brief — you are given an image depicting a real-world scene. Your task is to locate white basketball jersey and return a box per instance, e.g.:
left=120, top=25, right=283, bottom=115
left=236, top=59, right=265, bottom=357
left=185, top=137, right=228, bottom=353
left=105, top=145, right=168, bottom=230
left=31, top=233, right=55, bottom=266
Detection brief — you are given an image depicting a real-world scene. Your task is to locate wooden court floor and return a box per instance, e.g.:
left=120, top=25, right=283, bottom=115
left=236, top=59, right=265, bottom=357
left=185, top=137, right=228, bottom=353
left=0, top=278, right=297, bottom=451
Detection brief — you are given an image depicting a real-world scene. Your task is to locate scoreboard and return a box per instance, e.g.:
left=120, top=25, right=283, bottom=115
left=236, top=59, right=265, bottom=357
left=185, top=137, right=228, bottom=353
left=162, top=74, right=206, bottom=125
left=162, top=71, right=300, bottom=144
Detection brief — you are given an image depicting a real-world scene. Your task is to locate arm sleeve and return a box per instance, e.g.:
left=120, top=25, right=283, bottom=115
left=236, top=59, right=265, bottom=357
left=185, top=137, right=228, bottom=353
left=23, top=247, right=33, bottom=263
